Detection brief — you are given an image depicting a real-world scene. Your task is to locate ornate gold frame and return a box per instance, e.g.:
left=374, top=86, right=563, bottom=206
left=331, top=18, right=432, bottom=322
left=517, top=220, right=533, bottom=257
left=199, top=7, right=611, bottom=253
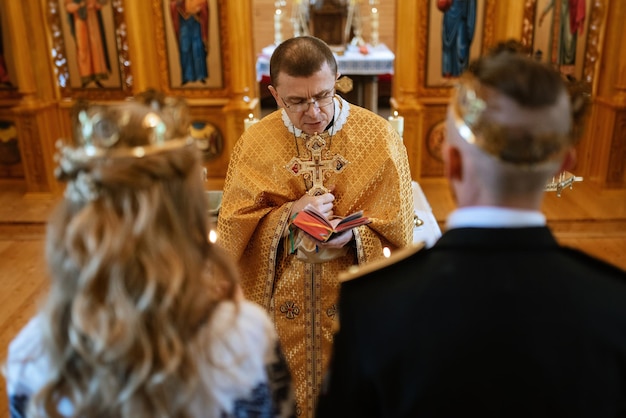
left=152, top=0, right=231, bottom=98
left=47, top=0, right=132, bottom=99
left=521, top=0, right=604, bottom=85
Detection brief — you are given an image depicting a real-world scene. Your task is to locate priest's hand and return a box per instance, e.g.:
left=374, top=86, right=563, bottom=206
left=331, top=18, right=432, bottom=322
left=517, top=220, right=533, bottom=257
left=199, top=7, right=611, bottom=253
left=318, top=229, right=354, bottom=249
left=291, top=192, right=335, bottom=219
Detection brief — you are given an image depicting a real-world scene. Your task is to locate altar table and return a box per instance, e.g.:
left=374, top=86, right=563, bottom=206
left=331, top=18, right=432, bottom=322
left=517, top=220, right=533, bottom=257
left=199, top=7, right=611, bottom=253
left=412, top=181, right=442, bottom=248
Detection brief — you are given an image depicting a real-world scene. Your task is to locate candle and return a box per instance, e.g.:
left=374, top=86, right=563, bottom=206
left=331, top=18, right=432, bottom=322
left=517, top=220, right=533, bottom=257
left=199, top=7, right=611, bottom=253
left=388, top=111, right=404, bottom=138
left=370, top=7, right=379, bottom=46
left=244, top=113, right=259, bottom=131
left=292, top=0, right=301, bottom=37
left=274, top=9, right=283, bottom=45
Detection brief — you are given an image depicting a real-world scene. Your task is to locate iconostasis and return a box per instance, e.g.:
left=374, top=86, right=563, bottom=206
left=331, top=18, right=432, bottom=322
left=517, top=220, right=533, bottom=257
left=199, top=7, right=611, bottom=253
left=0, top=1, right=624, bottom=195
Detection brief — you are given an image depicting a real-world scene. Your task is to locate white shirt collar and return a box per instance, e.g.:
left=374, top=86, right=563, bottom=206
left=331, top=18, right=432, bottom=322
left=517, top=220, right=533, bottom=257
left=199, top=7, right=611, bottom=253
left=446, top=206, right=546, bottom=229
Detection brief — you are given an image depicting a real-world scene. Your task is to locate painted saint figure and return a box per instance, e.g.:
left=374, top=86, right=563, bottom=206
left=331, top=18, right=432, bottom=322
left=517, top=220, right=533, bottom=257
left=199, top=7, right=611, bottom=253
left=539, top=0, right=586, bottom=74
left=65, top=0, right=111, bottom=88
left=170, top=0, right=209, bottom=85
left=438, top=0, right=476, bottom=78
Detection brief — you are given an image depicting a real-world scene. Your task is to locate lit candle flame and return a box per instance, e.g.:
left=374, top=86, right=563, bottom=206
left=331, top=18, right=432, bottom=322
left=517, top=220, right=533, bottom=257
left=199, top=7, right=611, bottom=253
left=383, top=247, right=391, bottom=258
left=209, top=229, right=218, bottom=243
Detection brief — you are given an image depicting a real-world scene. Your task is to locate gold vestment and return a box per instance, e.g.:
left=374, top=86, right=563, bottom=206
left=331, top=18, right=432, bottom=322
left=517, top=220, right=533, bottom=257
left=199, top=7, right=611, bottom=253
left=217, top=98, right=414, bottom=417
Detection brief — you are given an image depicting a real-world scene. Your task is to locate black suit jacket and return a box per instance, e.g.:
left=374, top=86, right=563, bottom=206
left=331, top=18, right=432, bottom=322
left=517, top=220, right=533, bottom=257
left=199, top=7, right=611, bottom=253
left=316, top=227, right=626, bottom=418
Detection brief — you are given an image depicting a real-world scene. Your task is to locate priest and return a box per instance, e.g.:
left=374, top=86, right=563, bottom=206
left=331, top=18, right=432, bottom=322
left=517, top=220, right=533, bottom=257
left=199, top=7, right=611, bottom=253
left=217, top=36, right=414, bottom=417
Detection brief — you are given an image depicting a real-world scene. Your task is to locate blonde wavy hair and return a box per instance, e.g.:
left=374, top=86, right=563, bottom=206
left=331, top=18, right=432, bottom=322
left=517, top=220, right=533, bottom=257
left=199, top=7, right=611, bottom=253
left=30, top=99, right=238, bottom=417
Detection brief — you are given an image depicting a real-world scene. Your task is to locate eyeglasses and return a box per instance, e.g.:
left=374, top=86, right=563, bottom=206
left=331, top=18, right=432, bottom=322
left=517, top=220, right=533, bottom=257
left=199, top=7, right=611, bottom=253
left=280, top=91, right=335, bottom=113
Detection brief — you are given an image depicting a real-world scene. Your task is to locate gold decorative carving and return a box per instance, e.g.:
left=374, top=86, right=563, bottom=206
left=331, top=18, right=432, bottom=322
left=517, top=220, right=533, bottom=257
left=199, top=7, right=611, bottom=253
left=583, top=0, right=604, bottom=85
left=481, top=0, right=497, bottom=51
left=521, top=0, right=537, bottom=47
left=111, top=0, right=133, bottom=91
left=335, top=76, right=353, bottom=94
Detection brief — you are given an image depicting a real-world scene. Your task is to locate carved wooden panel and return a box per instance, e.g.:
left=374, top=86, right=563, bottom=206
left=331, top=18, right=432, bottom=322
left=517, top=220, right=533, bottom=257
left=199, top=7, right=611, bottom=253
left=0, top=119, right=23, bottom=179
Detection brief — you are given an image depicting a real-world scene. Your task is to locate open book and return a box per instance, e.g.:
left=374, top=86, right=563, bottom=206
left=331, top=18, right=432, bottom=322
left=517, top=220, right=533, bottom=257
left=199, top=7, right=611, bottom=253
left=292, top=204, right=371, bottom=242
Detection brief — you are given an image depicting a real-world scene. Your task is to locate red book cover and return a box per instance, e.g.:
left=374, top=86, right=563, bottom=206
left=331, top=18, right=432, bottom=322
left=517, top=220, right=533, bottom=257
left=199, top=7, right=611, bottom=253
left=292, top=204, right=371, bottom=242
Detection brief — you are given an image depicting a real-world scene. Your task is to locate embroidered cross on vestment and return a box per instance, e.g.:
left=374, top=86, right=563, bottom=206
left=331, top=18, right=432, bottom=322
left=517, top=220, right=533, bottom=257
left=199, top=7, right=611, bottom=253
left=285, top=132, right=349, bottom=196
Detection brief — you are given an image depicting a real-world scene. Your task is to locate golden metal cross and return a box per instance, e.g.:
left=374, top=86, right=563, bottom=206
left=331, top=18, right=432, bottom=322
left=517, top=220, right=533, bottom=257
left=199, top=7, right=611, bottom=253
left=286, top=132, right=349, bottom=196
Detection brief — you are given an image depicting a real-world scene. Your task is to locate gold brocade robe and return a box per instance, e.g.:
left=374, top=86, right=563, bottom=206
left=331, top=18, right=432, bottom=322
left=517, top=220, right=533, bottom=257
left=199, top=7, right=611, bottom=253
left=217, top=98, right=413, bottom=417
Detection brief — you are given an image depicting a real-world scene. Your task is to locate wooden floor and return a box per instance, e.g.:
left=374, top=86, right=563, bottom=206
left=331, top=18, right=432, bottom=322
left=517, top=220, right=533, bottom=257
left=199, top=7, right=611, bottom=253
left=1, top=177, right=625, bottom=416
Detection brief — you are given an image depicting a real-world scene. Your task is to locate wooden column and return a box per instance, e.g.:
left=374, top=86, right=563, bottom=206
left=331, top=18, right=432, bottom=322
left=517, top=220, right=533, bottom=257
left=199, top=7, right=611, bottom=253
left=125, top=0, right=161, bottom=92
left=3, top=1, right=37, bottom=102
left=2, top=1, right=61, bottom=195
left=220, top=0, right=258, bottom=188
left=583, top=0, right=626, bottom=188
left=391, top=0, right=423, bottom=180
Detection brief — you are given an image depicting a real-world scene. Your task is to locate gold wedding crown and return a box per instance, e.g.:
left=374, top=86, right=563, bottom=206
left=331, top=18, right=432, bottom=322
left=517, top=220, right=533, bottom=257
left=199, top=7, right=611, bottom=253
left=450, top=78, right=571, bottom=165
left=57, top=90, right=194, bottom=166
left=55, top=91, right=196, bottom=202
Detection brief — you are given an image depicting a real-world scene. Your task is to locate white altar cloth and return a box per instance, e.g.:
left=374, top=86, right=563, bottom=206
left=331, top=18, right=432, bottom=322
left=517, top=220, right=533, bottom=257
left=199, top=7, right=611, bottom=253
left=256, top=43, right=395, bottom=82
left=412, top=181, right=442, bottom=248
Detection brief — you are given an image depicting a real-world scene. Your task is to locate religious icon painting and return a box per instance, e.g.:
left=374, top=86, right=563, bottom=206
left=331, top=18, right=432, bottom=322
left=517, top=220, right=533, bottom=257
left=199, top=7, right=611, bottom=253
left=153, top=0, right=229, bottom=98
left=426, top=120, right=446, bottom=164
left=190, top=120, right=224, bottom=161
left=48, top=0, right=130, bottom=99
left=528, top=0, right=600, bottom=84
left=422, top=115, right=447, bottom=177
left=425, top=0, right=488, bottom=89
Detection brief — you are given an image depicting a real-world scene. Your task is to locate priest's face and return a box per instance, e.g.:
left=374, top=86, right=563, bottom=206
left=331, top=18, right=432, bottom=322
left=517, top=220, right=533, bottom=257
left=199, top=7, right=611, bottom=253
left=269, top=62, right=339, bottom=136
